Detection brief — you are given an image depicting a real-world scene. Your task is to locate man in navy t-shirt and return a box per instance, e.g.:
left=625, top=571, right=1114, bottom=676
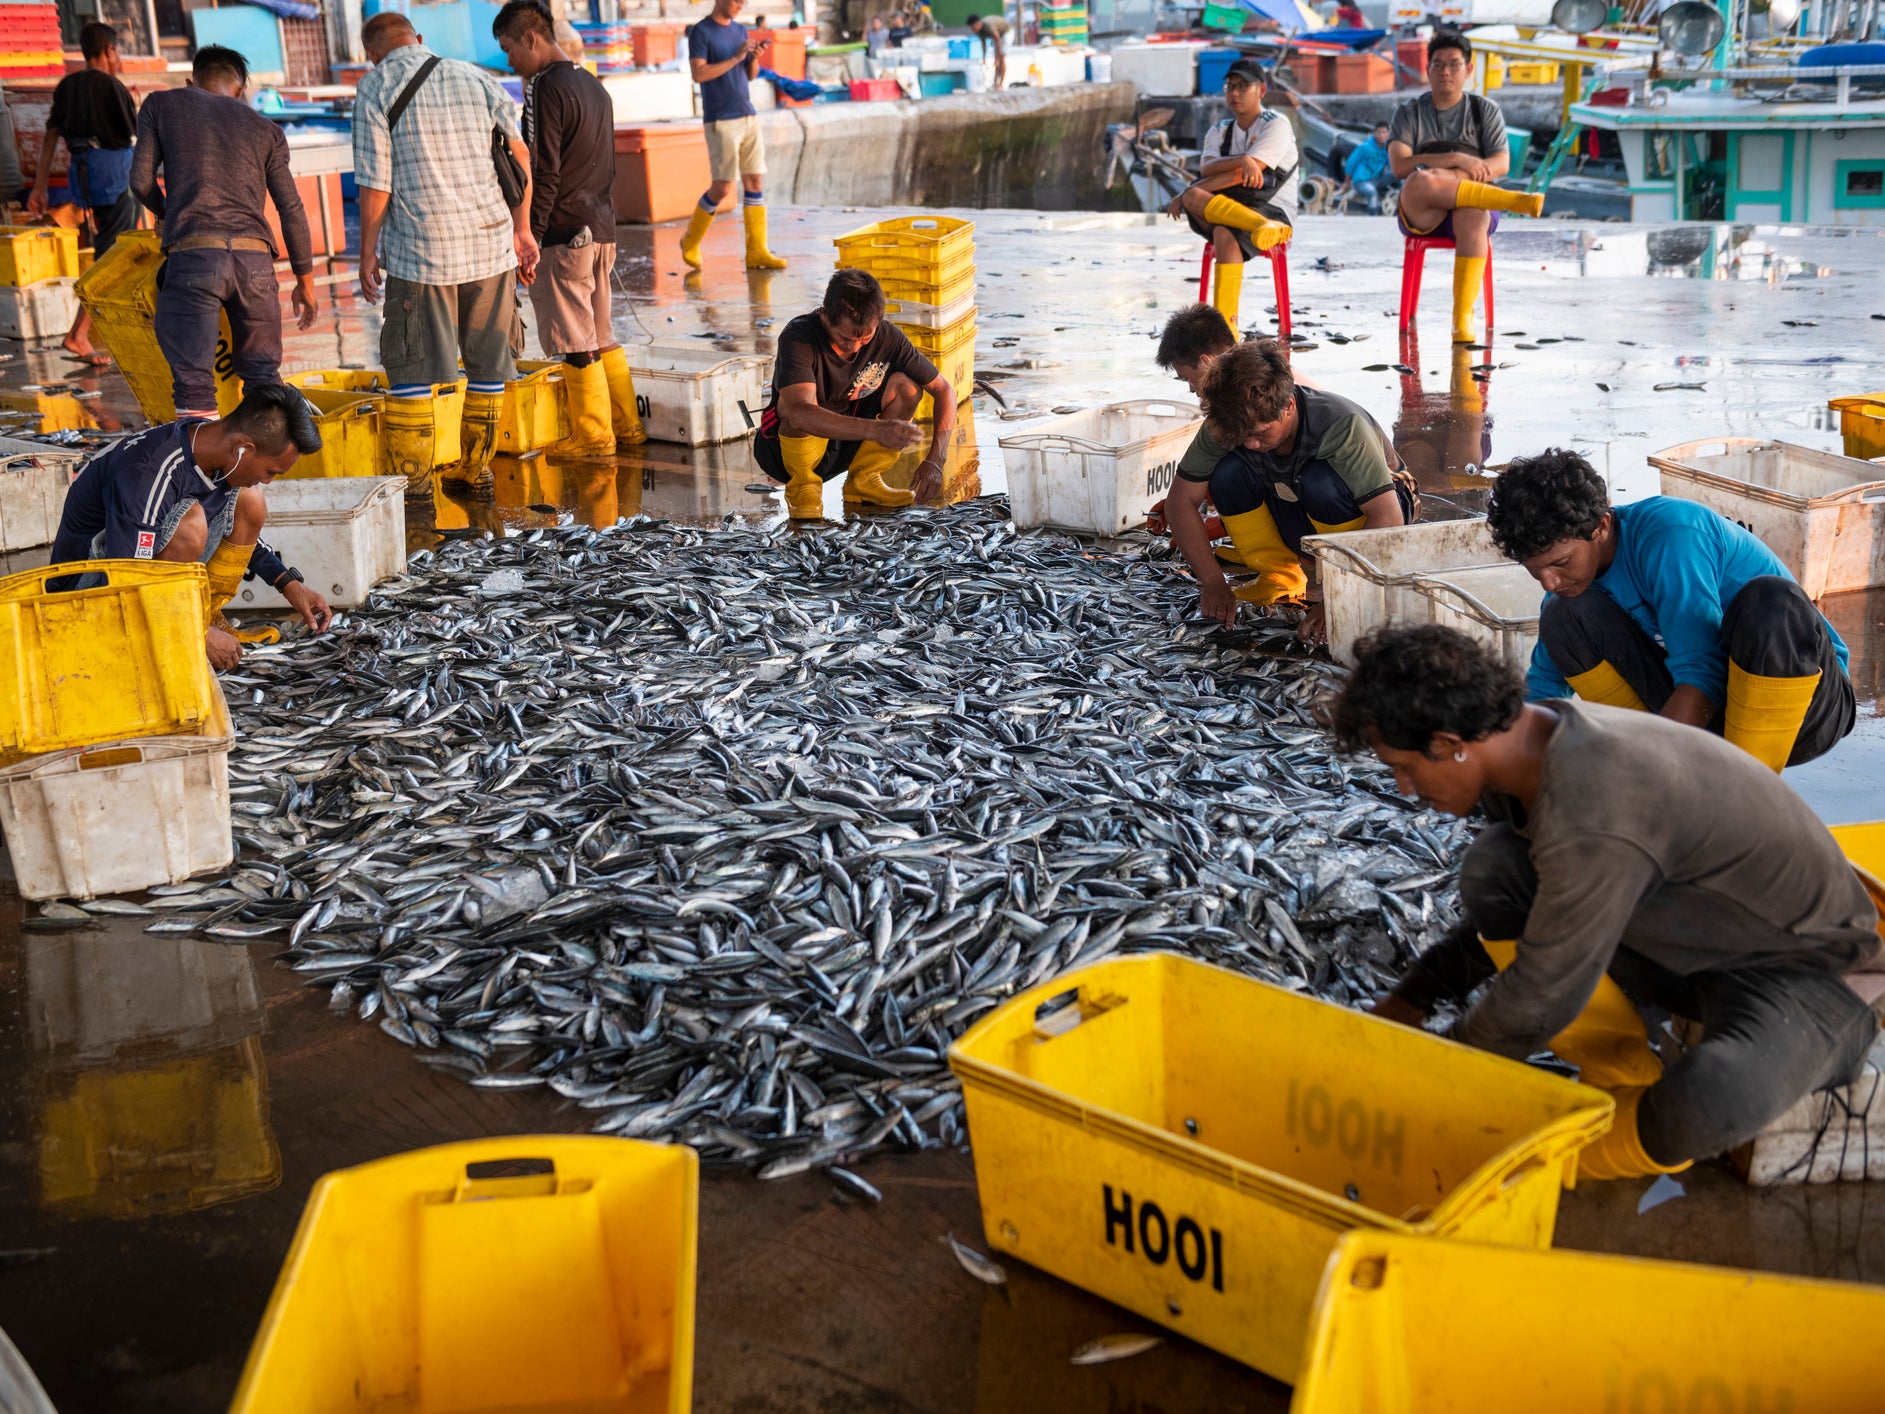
left=680, top=0, right=787, bottom=272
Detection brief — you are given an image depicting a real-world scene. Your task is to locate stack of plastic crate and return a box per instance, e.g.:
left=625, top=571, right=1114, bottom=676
left=833, top=215, right=975, bottom=417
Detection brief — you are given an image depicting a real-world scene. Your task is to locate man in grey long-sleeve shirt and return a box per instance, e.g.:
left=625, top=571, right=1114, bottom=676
left=1329, top=624, right=1882, bottom=1182
left=131, top=44, right=318, bottom=417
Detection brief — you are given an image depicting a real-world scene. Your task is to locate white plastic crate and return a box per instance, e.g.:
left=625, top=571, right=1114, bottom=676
left=1102, top=41, right=1206, bottom=95
left=236, top=476, right=406, bottom=611
left=0, top=450, right=80, bottom=552
left=0, top=679, right=234, bottom=901
left=624, top=342, right=774, bottom=446
left=1411, top=562, right=1544, bottom=671
left=1000, top=399, right=1201, bottom=536
left=882, top=290, right=976, bottom=330
left=1302, top=517, right=1502, bottom=668
left=1651, top=437, right=1885, bottom=598
left=0, top=277, right=78, bottom=341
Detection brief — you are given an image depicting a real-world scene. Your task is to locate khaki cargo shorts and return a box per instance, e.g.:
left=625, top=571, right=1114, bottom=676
left=705, top=114, right=766, bottom=182
left=528, top=241, right=615, bottom=357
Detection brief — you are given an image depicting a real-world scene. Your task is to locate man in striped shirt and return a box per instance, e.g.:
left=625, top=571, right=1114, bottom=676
left=48, top=385, right=332, bottom=671
left=354, top=10, right=537, bottom=525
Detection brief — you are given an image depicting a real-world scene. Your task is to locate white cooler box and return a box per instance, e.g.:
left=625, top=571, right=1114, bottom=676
left=1303, top=518, right=1502, bottom=667
left=0, top=679, right=234, bottom=901
left=1412, top=562, right=1544, bottom=672
left=1105, top=41, right=1207, bottom=96
left=237, top=476, right=406, bottom=611
left=0, top=279, right=79, bottom=341
left=1001, top=400, right=1201, bottom=537
left=625, top=343, right=773, bottom=446
left=1650, top=437, right=1885, bottom=598
left=0, top=450, right=81, bottom=552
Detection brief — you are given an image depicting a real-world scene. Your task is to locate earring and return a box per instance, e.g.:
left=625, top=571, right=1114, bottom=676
left=1453, top=749, right=1467, bottom=762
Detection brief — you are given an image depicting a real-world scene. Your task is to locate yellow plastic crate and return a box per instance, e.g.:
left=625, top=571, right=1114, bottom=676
left=287, top=369, right=467, bottom=469
left=502, top=360, right=573, bottom=455
left=835, top=215, right=975, bottom=287
left=230, top=1136, right=697, bottom=1414
left=917, top=346, right=974, bottom=419
left=280, top=388, right=382, bottom=480
left=949, top=953, right=1612, bottom=1383
left=0, top=559, right=216, bottom=757
left=895, top=307, right=976, bottom=357
left=1293, top=1230, right=1885, bottom=1413
left=75, top=231, right=206, bottom=424
left=1504, top=59, right=1561, bottom=84
left=870, top=263, right=975, bottom=308
left=1829, top=394, right=1885, bottom=462
left=0, top=225, right=80, bottom=286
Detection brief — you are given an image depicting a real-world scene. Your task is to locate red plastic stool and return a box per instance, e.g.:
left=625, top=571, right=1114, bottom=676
left=1398, top=236, right=1494, bottom=334
left=1199, top=240, right=1292, bottom=344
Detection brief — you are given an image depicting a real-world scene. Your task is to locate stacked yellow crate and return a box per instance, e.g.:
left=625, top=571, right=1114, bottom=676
left=833, top=216, right=976, bottom=417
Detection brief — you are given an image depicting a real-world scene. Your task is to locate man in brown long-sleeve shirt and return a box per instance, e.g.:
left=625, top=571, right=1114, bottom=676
left=1329, top=624, right=1883, bottom=1182
left=130, top=44, right=318, bottom=418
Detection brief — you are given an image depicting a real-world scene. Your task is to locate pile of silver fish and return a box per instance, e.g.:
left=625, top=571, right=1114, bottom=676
left=199, top=500, right=1468, bottom=1172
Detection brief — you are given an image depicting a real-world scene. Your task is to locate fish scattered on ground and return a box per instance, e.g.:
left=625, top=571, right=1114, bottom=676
left=946, top=1233, right=1008, bottom=1286
left=1071, top=1333, right=1165, bottom=1365
left=182, top=499, right=1466, bottom=1173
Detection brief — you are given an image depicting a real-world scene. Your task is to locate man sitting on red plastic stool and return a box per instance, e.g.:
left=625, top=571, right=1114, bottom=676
left=1165, top=58, right=1297, bottom=335
left=1387, top=27, right=1543, bottom=343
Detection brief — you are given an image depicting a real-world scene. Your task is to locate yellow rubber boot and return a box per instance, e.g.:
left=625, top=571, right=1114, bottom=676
left=779, top=434, right=828, bottom=520
left=1724, top=662, right=1821, bottom=772
left=1574, top=1086, right=1693, bottom=1182
left=599, top=345, right=647, bottom=448
left=1481, top=938, right=1664, bottom=1090
left=1451, top=255, right=1486, bottom=344
left=447, top=387, right=505, bottom=498
left=382, top=395, right=436, bottom=495
left=1566, top=659, right=1649, bottom=712
left=1221, top=505, right=1308, bottom=603
left=1455, top=179, right=1545, bottom=218
left=1211, top=259, right=1243, bottom=333
left=679, top=204, right=715, bottom=269
left=203, top=539, right=281, bottom=645
left=743, top=203, right=788, bottom=270
left=842, top=434, right=915, bottom=507
left=1201, top=194, right=1291, bottom=251
left=559, top=361, right=616, bottom=458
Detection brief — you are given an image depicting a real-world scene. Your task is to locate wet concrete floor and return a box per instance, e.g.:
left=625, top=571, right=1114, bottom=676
left=1, top=208, right=1884, bottom=1410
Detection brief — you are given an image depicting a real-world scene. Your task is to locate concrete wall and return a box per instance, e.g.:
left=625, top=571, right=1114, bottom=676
left=758, top=82, right=1138, bottom=211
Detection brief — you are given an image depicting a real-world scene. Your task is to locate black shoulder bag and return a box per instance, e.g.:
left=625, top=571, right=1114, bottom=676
left=387, top=54, right=529, bottom=211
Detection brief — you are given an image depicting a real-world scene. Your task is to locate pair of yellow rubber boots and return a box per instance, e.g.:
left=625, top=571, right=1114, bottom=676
left=557, top=347, right=651, bottom=459
left=1566, top=659, right=1822, bottom=772
left=776, top=425, right=915, bottom=520
left=680, top=203, right=787, bottom=271
left=1199, top=194, right=1290, bottom=334
left=1446, top=180, right=1545, bottom=342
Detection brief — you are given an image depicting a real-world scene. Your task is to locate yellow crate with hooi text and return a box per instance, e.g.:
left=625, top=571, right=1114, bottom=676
left=502, top=361, right=574, bottom=454
left=1291, top=1230, right=1885, bottom=1413
left=229, top=1136, right=697, bottom=1414
left=284, top=369, right=466, bottom=470
left=0, top=558, right=217, bottom=758
left=949, top=953, right=1612, bottom=1384
left=74, top=230, right=217, bottom=424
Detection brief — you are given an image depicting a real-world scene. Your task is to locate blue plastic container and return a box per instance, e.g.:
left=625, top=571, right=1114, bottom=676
left=1197, top=47, right=1240, bottom=95
left=919, top=70, right=965, bottom=96
left=948, top=36, right=973, bottom=58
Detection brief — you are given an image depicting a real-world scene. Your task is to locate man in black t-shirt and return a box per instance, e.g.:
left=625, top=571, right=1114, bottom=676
left=753, top=269, right=960, bottom=521
left=28, top=21, right=139, bottom=366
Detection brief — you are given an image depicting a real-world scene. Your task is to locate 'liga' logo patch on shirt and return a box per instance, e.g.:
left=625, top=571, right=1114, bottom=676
left=135, top=530, right=156, bottom=559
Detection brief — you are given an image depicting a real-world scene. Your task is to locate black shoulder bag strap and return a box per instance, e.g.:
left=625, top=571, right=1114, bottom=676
left=1221, top=116, right=1298, bottom=195
left=386, top=55, right=443, bottom=131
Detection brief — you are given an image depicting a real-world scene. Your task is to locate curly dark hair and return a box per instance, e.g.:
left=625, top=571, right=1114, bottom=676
left=1155, top=304, right=1236, bottom=371
left=1199, top=339, right=1294, bottom=447
left=1324, top=624, right=1525, bottom=753
left=1485, top=447, right=1609, bottom=562
left=1427, top=27, right=1472, bottom=63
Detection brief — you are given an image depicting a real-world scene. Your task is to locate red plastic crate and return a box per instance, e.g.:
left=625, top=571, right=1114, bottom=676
left=849, top=77, right=900, bottom=101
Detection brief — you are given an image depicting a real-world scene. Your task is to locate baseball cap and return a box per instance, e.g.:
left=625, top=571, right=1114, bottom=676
left=1225, top=58, right=1270, bottom=86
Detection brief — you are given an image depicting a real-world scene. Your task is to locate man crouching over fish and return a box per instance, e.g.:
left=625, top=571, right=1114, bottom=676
left=751, top=268, right=959, bottom=521
left=1172, top=339, right=1414, bottom=647
left=1329, top=623, right=1884, bottom=1180
left=48, top=383, right=333, bottom=670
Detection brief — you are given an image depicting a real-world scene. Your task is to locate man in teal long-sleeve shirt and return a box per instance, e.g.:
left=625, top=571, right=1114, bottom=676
left=1488, top=448, right=1855, bottom=771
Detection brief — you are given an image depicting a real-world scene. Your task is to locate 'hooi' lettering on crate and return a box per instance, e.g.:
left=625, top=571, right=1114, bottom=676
left=1102, top=1185, right=1225, bottom=1292
left=1284, top=1079, right=1406, bottom=1175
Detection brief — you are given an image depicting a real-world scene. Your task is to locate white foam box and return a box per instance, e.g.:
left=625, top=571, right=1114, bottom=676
left=0, top=278, right=78, bottom=341
left=624, top=342, right=773, bottom=446
left=1104, top=40, right=1206, bottom=96
left=1000, top=399, right=1201, bottom=537
left=236, top=475, right=406, bottom=611
left=0, top=450, right=81, bottom=552
left=601, top=71, right=696, bottom=124
left=1734, top=1031, right=1885, bottom=1185
left=0, top=680, right=234, bottom=901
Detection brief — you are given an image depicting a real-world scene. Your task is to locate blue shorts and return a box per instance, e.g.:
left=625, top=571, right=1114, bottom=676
left=1396, top=203, right=1501, bottom=242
